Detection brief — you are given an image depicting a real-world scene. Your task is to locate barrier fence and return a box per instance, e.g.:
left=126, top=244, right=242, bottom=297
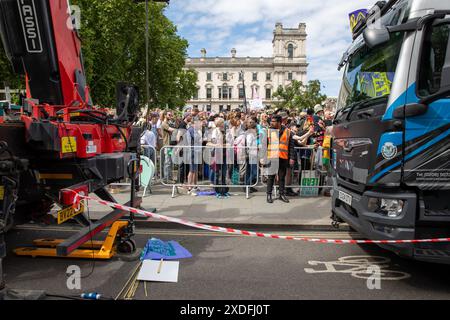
left=159, top=146, right=260, bottom=199
left=109, top=144, right=332, bottom=199
left=260, top=146, right=332, bottom=198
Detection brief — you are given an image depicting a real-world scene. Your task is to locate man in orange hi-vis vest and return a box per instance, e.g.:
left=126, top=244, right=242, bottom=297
left=265, top=114, right=296, bottom=204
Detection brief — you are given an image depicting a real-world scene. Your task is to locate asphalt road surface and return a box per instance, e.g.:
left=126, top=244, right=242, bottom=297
left=2, top=224, right=450, bottom=300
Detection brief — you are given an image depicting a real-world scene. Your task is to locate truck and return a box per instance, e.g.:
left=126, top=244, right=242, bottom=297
left=0, top=0, right=143, bottom=298
left=332, top=0, right=450, bottom=264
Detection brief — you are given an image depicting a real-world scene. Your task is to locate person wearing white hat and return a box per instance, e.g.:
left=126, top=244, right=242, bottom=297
left=314, top=104, right=324, bottom=117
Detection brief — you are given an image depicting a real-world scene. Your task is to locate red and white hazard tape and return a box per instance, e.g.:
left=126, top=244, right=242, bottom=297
left=66, top=190, right=450, bottom=245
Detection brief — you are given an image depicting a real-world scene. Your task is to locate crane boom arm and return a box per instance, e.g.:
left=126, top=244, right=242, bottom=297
left=0, top=0, right=91, bottom=106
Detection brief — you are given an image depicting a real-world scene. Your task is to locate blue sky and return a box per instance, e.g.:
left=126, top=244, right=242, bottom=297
left=165, top=0, right=374, bottom=97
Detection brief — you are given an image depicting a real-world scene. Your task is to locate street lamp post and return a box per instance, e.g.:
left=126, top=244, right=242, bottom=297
left=145, top=0, right=149, bottom=109
left=240, top=70, right=247, bottom=113
left=134, top=0, right=170, bottom=110
left=133, top=0, right=169, bottom=215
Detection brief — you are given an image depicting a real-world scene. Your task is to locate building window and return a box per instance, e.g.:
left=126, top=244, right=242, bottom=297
left=239, top=87, right=245, bottom=99
left=223, top=72, right=228, bottom=81
left=266, top=88, right=271, bottom=100
left=206, top=105, right=212, bottom=112
left=219, top=85, right=232, bottom=100
left=206, top=72, right=212, bottom=81
left=266, top=73, right=271, bottom=81
left=226, top=105, right=231, bottom=111
left=193, top=89, right=198, bottom=100
left=239, top=72, right=243, bottom=81
left=252, top=72, right=258, bottom=81
left=288, top=44, right=294, bottom=59
left=219, top=105, right=224, bottom=112
left=206, top=87, right=212, bottom=99
left=288, top=72, right=293, bottom=81
left=418, top=22, right=450, bottom=96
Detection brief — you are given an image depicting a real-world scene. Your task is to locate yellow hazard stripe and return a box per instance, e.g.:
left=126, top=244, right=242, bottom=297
left=39, top=173, right=73, bottom=180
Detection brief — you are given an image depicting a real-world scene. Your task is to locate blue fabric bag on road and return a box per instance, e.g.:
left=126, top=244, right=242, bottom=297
left=140, top=238, right=192, bottom=261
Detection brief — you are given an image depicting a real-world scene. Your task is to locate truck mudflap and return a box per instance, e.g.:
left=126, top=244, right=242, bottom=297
left=332, top=180, right=450, bottom=264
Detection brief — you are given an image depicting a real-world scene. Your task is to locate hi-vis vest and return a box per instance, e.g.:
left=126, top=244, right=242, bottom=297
left=322, top=134, right=331, bottom=165
left=268, top=128, right=290, bottom=160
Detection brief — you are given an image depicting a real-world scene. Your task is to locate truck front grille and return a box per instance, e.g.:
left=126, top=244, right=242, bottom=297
left=425, top=209, right=450, bottom=217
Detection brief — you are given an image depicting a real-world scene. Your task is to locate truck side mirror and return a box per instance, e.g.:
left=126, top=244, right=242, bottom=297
left=363, top=26, right=390, bottom=48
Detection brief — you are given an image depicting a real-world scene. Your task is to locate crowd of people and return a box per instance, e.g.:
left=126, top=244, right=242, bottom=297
left=140, top=104, right=335, bottom=201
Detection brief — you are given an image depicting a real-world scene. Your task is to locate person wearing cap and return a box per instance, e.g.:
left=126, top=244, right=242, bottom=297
left=263, top=114, right=296, bottom=204
left=314, top=104, right=325, bottom=118
left=276, top=109, right=299, bottom=197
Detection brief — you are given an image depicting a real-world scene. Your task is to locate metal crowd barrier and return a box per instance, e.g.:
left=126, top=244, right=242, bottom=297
left=260, top=146, right=332, bottom=197
left=159, top=145, right=260, bottom=199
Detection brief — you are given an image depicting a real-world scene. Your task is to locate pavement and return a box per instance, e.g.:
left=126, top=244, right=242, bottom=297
left=3, top=226, right=450, bottom=300
left=83, top=184, right=336, bottom=230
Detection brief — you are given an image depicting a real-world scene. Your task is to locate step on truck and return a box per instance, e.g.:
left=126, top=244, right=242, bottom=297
left=332, top=0, right=450, bottom=264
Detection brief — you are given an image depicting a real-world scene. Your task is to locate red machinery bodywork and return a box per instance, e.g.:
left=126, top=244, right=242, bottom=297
left=8, top=0, right=132, bottom=159
left=0, top=0, right=141, bottom=257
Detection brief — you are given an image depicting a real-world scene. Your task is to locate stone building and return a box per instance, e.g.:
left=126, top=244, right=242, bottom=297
left=185, top=23, right=308, bottom=112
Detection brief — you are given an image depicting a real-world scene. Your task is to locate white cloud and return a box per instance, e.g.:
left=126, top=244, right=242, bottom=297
left=233, top=37, right=272, bottom=57
left=166, top=0, right=375, bottom=95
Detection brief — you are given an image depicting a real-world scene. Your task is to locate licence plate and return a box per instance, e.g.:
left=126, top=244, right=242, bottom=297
left=57, top=203, right=84, bottom=225
left=339, top=190, right=352, bottom=206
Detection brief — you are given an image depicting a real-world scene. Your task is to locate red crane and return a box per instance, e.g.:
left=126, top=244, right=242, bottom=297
left=0, top=0, right=143, bottom=274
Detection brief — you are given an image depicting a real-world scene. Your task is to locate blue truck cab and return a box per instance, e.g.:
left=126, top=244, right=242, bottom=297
left=332, top=0, right=450, bottom=263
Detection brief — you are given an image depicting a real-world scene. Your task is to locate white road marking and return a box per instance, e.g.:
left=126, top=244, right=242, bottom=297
left=305, top=255, right=411, bottom=281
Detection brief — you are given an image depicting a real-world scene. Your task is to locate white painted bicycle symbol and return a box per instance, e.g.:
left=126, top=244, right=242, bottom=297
left=304, top=255, right=411, bottom=280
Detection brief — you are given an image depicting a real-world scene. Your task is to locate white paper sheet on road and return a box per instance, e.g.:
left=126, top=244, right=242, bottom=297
left=137, top=260, right=179, bottom=283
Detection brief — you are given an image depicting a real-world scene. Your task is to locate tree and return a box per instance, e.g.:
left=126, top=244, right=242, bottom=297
left=0, top=50, right=24, bottom=103
left=273, top=80, right=327, bottom=111
left=73, top=0, right=197, bottom=109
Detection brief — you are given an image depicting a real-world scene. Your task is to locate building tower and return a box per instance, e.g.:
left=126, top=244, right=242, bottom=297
left=272, top=22, right=308, bottom=86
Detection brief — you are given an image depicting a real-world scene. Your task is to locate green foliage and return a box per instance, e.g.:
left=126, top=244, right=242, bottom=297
left=73, top=0, right=197, bottom=109
left=0, top=0, right=197, bottom=109
left=0, top=51, right=24, bottom=93
left=273, top=80, right=327, bottom=111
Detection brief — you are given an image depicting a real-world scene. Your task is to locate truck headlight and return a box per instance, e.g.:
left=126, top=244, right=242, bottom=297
left=368, top=198, right=404, bottom=217
left=380, top=199, right=404, bottom=217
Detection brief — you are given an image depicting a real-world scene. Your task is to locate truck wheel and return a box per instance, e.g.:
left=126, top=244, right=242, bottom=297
left=3, top=215, right=14, bottom=233
left=117, top=239, right=136, bottom=254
